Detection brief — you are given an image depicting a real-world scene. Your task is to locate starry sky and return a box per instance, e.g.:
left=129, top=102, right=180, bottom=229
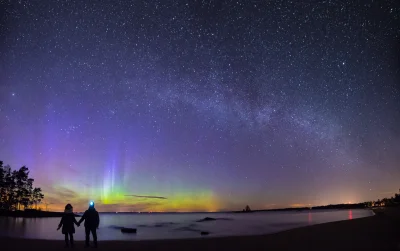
left=0, top=0, right=399, bottom=212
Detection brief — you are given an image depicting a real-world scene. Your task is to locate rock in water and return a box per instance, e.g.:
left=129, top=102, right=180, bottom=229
left=201, top=231, right=209, bottom=235
left=121, top=228, right=137, bottom=233
left=196, top=217, right=216, bottom=222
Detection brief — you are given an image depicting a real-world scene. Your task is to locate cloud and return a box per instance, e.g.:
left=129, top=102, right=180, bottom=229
left=290, top=203, right=310, bottom=208
left=263, top=203, right=278, bottom=209
left=44, top=196, right=88, bottom=207
left=51, top=187, right=80, bottom=198
left=43, top=187, right=80, bottom=204
left=43, top=187, right=88, bottom=208
left=97, top=202, right=164, bottom=212
left=124, top=194, right=167, bottom=199
left=379, top=191, right=397, bottom=196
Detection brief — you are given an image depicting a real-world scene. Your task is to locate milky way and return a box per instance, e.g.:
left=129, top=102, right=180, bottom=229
left=0, top=0, right=399, bottom=212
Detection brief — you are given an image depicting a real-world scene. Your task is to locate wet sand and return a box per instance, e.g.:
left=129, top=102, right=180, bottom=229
left=1, top=208, right=399, bottom=251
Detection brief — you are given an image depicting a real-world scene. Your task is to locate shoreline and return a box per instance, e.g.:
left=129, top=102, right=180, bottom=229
left=0, top=210, right=80, bottom=218
left=1, top=207, right=399, bottom=250
left=0, top=207, right=375, bottom=217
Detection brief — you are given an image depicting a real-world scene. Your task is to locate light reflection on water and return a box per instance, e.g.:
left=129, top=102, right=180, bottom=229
left=0, top=209, right=372, bottom=241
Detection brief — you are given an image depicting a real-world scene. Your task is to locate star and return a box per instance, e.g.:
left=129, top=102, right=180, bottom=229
left=0, top=0, right=398, bottom=212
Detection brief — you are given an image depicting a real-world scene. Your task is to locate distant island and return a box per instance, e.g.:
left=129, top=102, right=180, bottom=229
left=92, top=197, right=400, bottom=214
left=233, top=203, right=369, bottom=213
left=234, top=194, right=400, bottom=213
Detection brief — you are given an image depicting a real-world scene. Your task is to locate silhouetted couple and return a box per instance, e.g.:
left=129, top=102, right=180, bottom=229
left=57, top=202, right=100, bottom=248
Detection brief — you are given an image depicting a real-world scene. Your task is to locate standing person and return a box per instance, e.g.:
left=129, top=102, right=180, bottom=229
left=78, top=201, right=100, bottom=248
left=57, top=204, right=79, bottom=248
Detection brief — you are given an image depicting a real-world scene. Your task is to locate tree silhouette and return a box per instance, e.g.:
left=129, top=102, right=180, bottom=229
left=390, top=193, right=399, bottom=205
left=32, top=187, right=44, bottom=209
left=1, top=165, right=17, bottom=210
left=0, top=161, right=4, bottom=209
left=0, top=161, right=44, bottom=211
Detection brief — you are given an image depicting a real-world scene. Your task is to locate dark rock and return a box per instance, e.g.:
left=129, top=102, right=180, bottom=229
left=201, top=231, right=210, bottom=235
left=121, top=228, right=137, bottom=233
left=196, top=217, right=216, bottom=222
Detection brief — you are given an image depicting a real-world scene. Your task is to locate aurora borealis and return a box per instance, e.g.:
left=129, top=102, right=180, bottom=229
left=0, top=1, right=399, bottom=212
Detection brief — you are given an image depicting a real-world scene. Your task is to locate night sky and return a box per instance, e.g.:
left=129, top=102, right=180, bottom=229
left=0, top=0, right=399, bottom=212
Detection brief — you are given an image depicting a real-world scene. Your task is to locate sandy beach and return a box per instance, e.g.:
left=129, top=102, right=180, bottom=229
left=1, top=208, right=399, bottom=251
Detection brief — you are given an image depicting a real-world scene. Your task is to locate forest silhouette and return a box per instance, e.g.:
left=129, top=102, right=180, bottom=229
left=0, top=160, right=44, bottom=211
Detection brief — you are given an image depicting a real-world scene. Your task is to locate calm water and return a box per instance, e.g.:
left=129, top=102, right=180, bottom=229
left=0, top=209, right=373, bottom=241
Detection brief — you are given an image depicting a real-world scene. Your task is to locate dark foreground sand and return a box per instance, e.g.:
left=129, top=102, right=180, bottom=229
left=1, top=208, right=399, bottom=251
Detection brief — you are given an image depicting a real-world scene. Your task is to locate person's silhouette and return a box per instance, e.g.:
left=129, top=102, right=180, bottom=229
left=57, top=204, right=79, bottom=248
left=78, top=201, right=100, bottom=248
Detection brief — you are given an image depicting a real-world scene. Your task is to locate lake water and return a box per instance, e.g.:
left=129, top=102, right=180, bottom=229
left=0, top=209, right=373, bottom=241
